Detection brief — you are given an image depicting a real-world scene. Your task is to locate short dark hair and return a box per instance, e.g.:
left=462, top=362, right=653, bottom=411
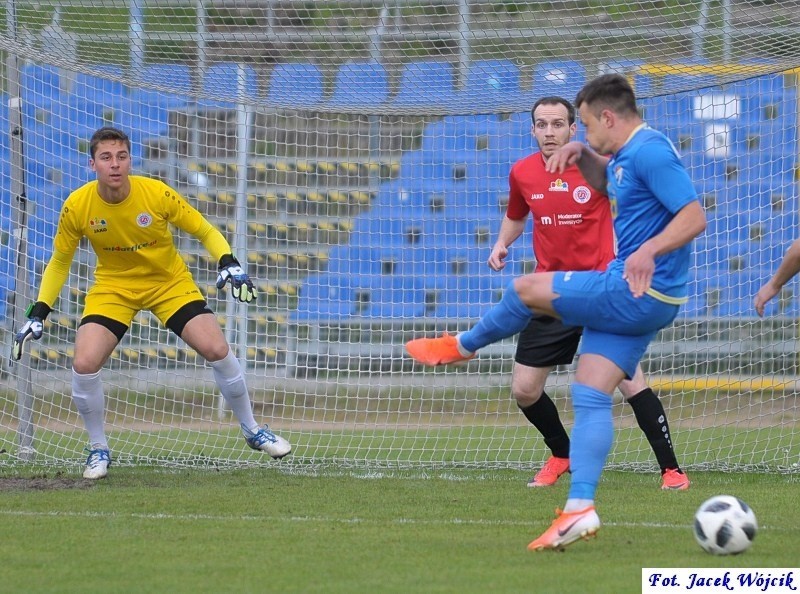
left=89, top=127, right=131, bottom=159
left=531, top=96, right=575, bottom=125
left=574, top=74, right=638, bottom=117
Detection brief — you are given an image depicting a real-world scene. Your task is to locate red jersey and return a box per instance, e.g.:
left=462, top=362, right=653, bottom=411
left=507, top=152, right=615, bottom=273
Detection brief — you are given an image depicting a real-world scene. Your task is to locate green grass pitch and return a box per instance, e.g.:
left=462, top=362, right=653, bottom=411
left=1, top=467, right=797, bottom=593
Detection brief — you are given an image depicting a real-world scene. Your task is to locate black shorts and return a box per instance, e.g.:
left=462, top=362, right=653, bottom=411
left=514, top=314, right=583, bottom=368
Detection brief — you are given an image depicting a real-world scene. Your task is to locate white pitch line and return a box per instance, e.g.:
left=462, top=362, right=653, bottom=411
left=0, top=508, right=691, bottom=530
left=0, top=509, right=791, bottom=532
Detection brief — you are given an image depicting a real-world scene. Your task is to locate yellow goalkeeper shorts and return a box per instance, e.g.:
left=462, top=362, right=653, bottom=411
left=82, top=272, right=206, bottom=328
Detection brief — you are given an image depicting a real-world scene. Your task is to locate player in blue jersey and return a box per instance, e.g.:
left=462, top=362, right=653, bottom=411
left=406, top=74, right=706, bottom=551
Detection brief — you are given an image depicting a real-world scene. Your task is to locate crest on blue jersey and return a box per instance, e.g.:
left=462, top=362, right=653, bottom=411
left=614, top=165, right=624, bottom=185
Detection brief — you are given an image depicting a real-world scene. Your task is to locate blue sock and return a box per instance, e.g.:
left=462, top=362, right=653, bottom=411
left=459, top=281, right=532, bottom=353
left=567, top=383, right=614, bottom=501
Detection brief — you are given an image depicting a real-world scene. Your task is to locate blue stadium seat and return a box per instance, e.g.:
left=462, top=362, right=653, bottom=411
left=486, top=118, right=533, bottom=154
left=198, top=62, right=259, bottom=109
left=20, top=64, right=62, bottom=111
left=27, top=215, right=58, bottom=263
left=529, top=61, right=585, bottom=102
left=0, top=242, right=18, bottom=321
left=733, top=122, right=798, bottom=154
left=393, top=60, right=457, bottom=107
left=349, top=207, right=430, bottom=247
left=722, top=182, right=798, bottom=213
left=353, top=274, right=427, bottom=319
left=133, top=63, right=192, bottom=109
left=46, top=101, right=107, bottom=138
left=69, top=64, right=127, bottom=108
left=109, top=98, right=171, bottom=144
left=691, top=240, right=738, bottom=270
left=398, top=150, right=463, bottom=185
left=29, top=184, right=70, bottom=219
left=402, top=149, right=513, bottom=184
left=457, top=60, right=522, bottom=109
left=601, top=59, right=653, bottom=96
left=428, top=274, right=500, bottom=319
left=325, top=245, right=384, bottom=276
left=419, top=114, right=501, bottom=153
left=23, top=129, right=93, bottom=188
left=730, top=73, right=797, bottom=123
left=726, top=151, right=797, bottom=185
left=266, top=63, right=324, bottom=107
left=293, top=274, right=355, bottom=321
left=329, top=61, right=389, bottom=108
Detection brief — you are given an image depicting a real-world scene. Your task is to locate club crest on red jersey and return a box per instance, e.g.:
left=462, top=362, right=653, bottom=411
left=573, top=185, right=591, bottom=204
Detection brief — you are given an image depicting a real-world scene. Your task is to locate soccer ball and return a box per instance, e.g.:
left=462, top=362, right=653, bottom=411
left=693, top=495, right=757, bottom=555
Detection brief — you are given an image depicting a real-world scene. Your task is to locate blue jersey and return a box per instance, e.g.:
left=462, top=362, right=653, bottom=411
left=605, top=124, right=698, bottom=300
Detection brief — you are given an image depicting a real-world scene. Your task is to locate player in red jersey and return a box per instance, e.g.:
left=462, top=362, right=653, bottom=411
left=489, top=97, right=688, bottom=490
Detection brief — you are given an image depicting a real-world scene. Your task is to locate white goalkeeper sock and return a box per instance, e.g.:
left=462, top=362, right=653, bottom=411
left=210, top=349, right=259, bottom=432
left=71, top=369, right=108, bottom=450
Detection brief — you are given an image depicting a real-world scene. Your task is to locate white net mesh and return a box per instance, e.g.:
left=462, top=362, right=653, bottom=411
left=1, top=1, right=799, bottom=471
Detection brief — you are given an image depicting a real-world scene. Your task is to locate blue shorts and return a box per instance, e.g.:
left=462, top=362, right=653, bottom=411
left=551, top=270, right=680, bottom=377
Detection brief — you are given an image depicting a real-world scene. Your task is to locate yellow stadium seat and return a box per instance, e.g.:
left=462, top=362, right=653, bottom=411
left=295, top=160, right=313, bottom=173
left=315, top=161, right=337, bottom=174
left=217, top=191, right=235, bottom=205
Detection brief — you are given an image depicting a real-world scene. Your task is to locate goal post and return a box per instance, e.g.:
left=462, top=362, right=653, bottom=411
left=0, top=1, right=799, bottom=473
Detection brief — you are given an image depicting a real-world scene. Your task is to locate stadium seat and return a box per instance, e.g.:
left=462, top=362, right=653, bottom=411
left=733, top=122, right=798, bottom=154
left=419, top=115, right=502, bottom=153
left=329, top=61, right=389, bottom=107
left=393, top=60, right=457, bottom=107
left=133, top=63, right=192, bottom=109
left=109, top=98, right=171, bottom=144
left=69, top=64, right=127, bottom=109
left=428, top=274, right=500, bottom=319
left=398, top=150, right=463, bottom=185
left=485, top=118, right=533, bottom=154
left=293, top=274, right=355, bottom=321
left=352, top=274, right=427, bottom=319
left=0, top=243, right=17, bottom=321
left=266, top=63, right=324, bottom=107
left=198, top=62, right=259, bottom=109
left=349, top=206, right=429, bottom=247
left=20, top=64, right=62, bottom=111
left=457, top=60, right=523, bottom=110
left=45, top=101, right=107, bottom=138
left=731, top=74, right=797, bottom=123
left=325, top=245, right=384, bottom=277
left=726, top=151, right=797, bottom=185
left=600, top=59, right=653, bottom=96
left=529, top=61, right=586, bottom=103
left=27, top=215, right=58, bottom=263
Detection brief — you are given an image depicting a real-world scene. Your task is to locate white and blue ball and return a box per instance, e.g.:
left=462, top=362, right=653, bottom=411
left=693, top=495, right=757, bottom=555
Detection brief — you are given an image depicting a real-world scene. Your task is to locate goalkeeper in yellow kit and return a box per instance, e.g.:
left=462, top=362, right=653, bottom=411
left=11, top=127, right=290, bottom=478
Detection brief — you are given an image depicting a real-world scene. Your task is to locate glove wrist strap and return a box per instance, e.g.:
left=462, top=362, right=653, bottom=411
left=218, top=253, right=239, bottom=269
left=27, top=301, right=52, bottom=320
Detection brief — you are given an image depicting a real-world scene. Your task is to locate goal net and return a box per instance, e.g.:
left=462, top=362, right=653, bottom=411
left=1, top=0, right=799, bottom=472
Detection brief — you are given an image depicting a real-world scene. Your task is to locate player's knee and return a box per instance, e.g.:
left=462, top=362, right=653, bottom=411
left=202, top=341, right=232, bottom=363
left=71, top=356, right=103, bottom=375
left=512, top=386, right=541, bottom=408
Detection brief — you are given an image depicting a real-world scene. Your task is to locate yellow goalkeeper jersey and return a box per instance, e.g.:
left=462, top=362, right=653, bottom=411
left=41, top=175, right=231, bottom=306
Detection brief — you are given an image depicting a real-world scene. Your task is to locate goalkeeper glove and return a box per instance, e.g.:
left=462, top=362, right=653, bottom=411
left=12, top=301, right=52, bottom=361
left=216, top=254, right=257, bottom=303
